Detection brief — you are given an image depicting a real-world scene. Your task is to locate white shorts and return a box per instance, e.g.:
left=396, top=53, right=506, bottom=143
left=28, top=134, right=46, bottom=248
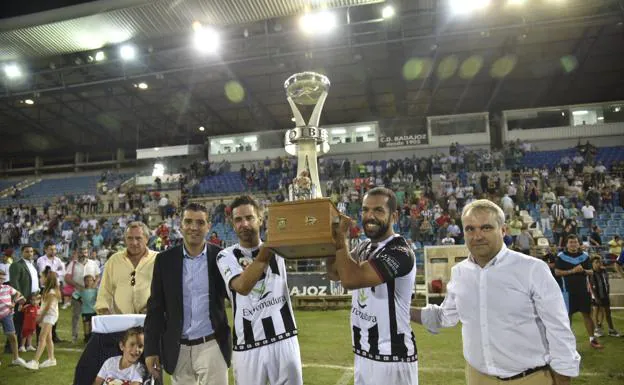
left=232, top=336, right=303, bottom=385
left=42, top=315, right=58, bottom=325
left=354, top=355, right=418, bottom=385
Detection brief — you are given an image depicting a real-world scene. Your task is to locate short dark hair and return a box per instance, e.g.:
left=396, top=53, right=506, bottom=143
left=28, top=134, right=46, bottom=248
left=43, top=240, right=55, bottom=249
left=364, top=187, right=397, bottom=213
left=229, top=195, right=262, bottom=217
left=566, top=234, right=580, bottom=243
left=21, top=244, right=33, bottom=251
left=182, top=202, right=209, bottom=220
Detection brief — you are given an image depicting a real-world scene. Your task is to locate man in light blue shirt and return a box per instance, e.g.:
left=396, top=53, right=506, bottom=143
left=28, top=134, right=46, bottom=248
left=181, top=244, right=214, bottom=340
left=145, top=203, right=231, bottom=385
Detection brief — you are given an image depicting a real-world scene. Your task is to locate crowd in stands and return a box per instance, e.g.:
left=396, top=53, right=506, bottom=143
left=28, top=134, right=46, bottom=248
left=0, top=141, right=623, bottom=270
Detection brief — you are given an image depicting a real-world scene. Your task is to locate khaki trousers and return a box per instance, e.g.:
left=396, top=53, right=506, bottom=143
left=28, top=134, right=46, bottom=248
left=172, top=339, right=228, bottom=385
left=466, top=364, right=554, bottom=385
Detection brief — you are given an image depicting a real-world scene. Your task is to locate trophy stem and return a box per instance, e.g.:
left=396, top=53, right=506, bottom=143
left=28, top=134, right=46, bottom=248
left=296, top=139, right=322, bottom=198
left=308, top=91, right=328, bottom=128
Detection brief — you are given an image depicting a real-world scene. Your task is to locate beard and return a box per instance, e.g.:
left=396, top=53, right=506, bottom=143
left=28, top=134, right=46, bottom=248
left=237, top=227, right=258, bottom=242
left=363, top=219, right=390, bottom=241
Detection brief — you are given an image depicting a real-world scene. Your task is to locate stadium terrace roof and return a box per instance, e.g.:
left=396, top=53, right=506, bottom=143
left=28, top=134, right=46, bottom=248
left=0, top=0, right=622, bottom=158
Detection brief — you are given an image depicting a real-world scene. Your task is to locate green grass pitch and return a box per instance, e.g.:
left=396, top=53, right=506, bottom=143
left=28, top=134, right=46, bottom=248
left=1, top=308, right=623, bottom=384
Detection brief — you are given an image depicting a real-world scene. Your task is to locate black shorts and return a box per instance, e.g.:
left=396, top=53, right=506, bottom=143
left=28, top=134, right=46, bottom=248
left=568, top=290, right=591, bottom=315
left=592, top=297, right=611, bottom=308
left=81, top=313, right=96, bottom=323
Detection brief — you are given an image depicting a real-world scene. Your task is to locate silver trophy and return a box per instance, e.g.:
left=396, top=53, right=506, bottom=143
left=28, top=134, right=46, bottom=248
left=284, top=72, right=331, bottom=200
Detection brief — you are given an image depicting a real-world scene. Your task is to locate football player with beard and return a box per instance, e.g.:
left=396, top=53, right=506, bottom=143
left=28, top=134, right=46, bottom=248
left=216, top=195, right=302, bottom=385
left=328, top=187, right=418, bottom=385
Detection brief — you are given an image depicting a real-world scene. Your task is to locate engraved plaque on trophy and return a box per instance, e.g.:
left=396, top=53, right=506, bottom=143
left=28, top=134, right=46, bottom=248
left=264, top=72, right=339, bottom=259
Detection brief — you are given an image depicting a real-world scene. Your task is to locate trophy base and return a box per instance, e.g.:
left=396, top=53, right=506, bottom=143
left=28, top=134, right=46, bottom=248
left=265, top=198, right=339, bottom=259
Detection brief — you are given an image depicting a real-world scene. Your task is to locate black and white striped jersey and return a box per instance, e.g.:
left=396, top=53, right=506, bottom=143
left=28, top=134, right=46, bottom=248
left=216, top=242, right=297, bottom=351
left=350, top=234, right=417, bottom=362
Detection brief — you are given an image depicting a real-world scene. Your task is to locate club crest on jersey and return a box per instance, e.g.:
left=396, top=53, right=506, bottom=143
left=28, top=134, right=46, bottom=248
left=357, top=289, right=368, bottom=308
left=238, top=256, right=253, bottom=270
left=251, top=280, right=267, bottom=298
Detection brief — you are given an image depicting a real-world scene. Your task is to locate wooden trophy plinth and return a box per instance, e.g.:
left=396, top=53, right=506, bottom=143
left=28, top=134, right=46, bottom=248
left=265, top=198, right=339, bottom=259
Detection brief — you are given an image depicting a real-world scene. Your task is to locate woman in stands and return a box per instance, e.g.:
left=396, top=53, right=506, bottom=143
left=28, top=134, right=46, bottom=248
left=25, top=268, right=60, bottom=370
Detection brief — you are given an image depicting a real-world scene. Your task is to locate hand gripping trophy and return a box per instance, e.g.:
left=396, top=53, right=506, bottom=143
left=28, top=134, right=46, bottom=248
left=264, top=72, right=340, bottom=258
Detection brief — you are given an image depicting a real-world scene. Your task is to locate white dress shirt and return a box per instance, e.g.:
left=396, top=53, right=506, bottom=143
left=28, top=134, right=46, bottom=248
left=36, top=255, right=66, bottom=283
left=24, top=259, right=40, bottom=294
left=421, top=245, right=580, bottom=378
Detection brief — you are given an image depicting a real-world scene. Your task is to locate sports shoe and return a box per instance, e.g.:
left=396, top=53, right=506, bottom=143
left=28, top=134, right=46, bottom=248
left=24, top=360, right=39, bottom=370
left=26, top=345, right=36, bottom=352
left=61, top=303, right=71, bottom=310
left=608, top=329, right=622, bottom=337
left=11, top=357, right=27, bottom=367
left=594, top=327, right=604, bottom=337
left=590, top=339, right=604, bottom=349
left=18, top=346, right=26, bottom=353
left=39, top=359, right=57, bottom=368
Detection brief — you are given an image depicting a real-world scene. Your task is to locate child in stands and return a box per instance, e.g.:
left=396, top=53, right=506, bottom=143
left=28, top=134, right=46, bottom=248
left=71, top=274, right=98, bottom=342
left=94, top=327, right=146, bottom=385
left=18, top=293, right=40, bottom=352
left=589, top=256, right=621, bottom=338
left=25, top=268, right=60, bottom=370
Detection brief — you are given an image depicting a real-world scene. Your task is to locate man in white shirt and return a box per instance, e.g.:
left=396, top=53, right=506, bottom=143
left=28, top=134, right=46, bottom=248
left=36, top=241, right=67, bottom=343
left=0, top=252, right=10, bottom=283
left=581, top=201, right=595, bottom=229
left=501, top=194, right=514, bottom=219
left=158, top=194, right=169, bottom=220
left=411, top=199, right=579, bottom=385
left=65, top=246, right=101, bottom=343
left=542, top=188, right=556, bottom=207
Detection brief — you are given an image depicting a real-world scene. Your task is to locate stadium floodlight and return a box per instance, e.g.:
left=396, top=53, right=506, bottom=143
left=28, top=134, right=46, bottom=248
left=24, top=99, right=34, bottom=105
left=572, top=110, right=588, bottom=116
left=331, top=128, right=346, bottom=134
left=219, top=139, right=234, bottom=144
left=137, top=82, right=148, bottom=90
left=243, top=136, right=257, bottom=143
left=119, top=44, right=136, bottom=60
left=95, top=51, right=106, bottom=61
left=299, top=11, right=337, bottom=35
left=356, top=126, right=371, bottom=133
left=193, top=24, right=219, bottom=54
left=3, top=64, right=22, bottom=79
left=198, top=126, right=205, bottom=132
left=382, top=5, right=396, bottom=19
left=450, top=0, right=491, bottom=14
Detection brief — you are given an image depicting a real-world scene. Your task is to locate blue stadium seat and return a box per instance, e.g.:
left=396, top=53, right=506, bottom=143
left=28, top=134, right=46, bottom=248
left=604, top=228, right=618, bottom=237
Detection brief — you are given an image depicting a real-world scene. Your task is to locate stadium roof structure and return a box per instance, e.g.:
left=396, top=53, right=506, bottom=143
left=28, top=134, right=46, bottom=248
left=0, top=0, right=623, bottom=158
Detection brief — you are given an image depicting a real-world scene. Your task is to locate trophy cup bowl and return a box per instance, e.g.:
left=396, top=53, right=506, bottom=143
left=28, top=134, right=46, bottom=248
left=265, top=72, right=339, bottom=259
left=284, top=72, right=331, bottom=106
